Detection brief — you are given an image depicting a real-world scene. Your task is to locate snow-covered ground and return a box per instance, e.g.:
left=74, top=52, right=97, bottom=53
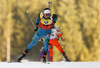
left=0, top=61, right=100, bottom=68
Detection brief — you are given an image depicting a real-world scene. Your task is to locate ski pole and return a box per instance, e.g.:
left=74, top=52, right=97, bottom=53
left=60, top=39, right=65, bottom=44
left=26, top=11, right=36, bottom=29
left=60, top=40, right=65, bottom=48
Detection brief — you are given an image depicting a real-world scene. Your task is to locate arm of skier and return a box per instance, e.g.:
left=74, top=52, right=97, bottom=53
left=35, top=13, right=40, bottom=31
left=56, top=27, right=63, bottom=40
left=52, top=14, right=58, bottom=24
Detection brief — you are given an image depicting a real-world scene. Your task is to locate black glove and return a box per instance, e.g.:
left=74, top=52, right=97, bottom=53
left=34, top=27, right=38, bottom=32
left=52, top=25, right=55, bottom=28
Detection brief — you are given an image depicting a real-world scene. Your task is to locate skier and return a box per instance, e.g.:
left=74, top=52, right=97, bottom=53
left=37, top=26, right=71, bottom=62
left=16, top=8, right=58, bottom=63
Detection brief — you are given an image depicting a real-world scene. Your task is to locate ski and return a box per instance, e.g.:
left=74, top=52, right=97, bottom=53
left=42, top=62, right=50, bottom=64
left=7, top=61, right=22, bottom=63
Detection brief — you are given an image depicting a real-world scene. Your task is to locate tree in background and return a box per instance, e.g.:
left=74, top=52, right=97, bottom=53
left=76, top=0, right=100, bottom=61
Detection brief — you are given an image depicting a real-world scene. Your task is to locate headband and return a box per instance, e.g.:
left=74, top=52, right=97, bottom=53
left=44, top=10, right=50, bottom=14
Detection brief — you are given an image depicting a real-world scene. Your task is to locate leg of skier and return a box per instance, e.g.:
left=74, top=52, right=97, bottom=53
left=49, top=39, right=71, bottom=62
left=42, top=34, right=50, bottom=63
left=54, top=40, right=71, bottom=62
left=48, top=44, right=53, bottom=62
left=16, top=32, right=42, bottom=62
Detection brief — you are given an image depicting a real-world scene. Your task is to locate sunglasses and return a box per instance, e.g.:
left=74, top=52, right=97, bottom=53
left=45, top=14, right=50, bottom=16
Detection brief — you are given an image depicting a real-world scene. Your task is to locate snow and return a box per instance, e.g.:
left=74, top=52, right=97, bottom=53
left=0, top=61, right=100, bottom=68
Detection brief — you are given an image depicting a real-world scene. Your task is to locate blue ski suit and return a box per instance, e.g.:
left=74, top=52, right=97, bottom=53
left=27, top=13, right=58, bottom=52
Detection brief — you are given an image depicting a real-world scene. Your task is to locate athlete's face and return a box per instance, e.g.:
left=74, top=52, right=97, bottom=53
left=44, top=13, right=50, bottom=19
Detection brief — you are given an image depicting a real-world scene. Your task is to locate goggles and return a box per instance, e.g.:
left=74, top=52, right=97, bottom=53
left=45, top=14, right=50, bottom=16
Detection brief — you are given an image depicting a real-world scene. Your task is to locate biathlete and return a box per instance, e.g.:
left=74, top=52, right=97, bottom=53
left=16, top=8, right=58, bottom=63
left=37, top=26, right=71, bottom=62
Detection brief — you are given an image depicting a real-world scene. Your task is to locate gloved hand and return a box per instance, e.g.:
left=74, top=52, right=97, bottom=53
left=58, top=36, right=60, bottom=40
left=34, top=27, right=38, bottom=32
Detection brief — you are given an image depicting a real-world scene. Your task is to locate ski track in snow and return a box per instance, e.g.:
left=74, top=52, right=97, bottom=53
left=0, top=61, right=100, bottom=68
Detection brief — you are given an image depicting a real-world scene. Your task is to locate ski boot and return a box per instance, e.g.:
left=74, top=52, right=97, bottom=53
left=15, top=49, right=29, bottom=62
left=42, top=51, right=47, bottom=63
left=42, top=55, right=46, bottom=63
left=49, top=57, right=53, bottom=62
left=66, top=57, right=71, bottom=62
left=62, top=52, right=71, bottom=62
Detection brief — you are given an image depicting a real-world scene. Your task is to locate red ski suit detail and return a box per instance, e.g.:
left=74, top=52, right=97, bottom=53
left=48, top=38, right=64, bottom=61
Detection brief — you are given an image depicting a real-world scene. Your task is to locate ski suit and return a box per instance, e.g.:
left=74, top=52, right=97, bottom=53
left=27, top=13, right=58, bottom=52
left=48, top=26, right=63, bottom=61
